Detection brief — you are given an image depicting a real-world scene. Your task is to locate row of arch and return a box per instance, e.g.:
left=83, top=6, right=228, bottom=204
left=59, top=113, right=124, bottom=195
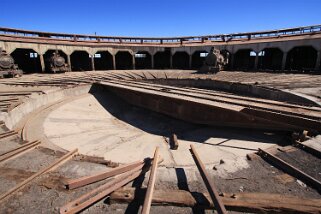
left=8, top=46, right=320, bottom=73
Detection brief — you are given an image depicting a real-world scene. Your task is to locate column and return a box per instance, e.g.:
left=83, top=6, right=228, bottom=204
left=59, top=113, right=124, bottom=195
left=315, top=50, right=321, bottom=71
left=281, top=51, right=288, bottom=71
left=132, top=54, right=136, bottom=70
left=39, top=54, right=45, bottom=73
left=67, top=54, right=72, bottom=72
left=112, top=54, right=116, bottom=70
left=91, top=55, right=95, bottom=71
left=254, top=53, right=259, bottom=70
left=151, top=54, right=154, bottom=69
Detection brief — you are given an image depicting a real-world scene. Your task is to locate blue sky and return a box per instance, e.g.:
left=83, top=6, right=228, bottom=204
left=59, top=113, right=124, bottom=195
left=1, top=0, right=321, bottom=37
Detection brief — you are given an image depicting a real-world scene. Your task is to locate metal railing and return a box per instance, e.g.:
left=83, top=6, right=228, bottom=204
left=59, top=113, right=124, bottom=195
left=0, top=25, right=320, bottom=45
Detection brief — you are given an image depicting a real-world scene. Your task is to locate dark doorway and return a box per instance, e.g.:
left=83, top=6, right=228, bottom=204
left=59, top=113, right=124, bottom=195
left=70, top=51, right=91, bottom=71
left=286, top=46, right=317, bottom=71
left=135, top=51, right=151, bottom=69
left=94, top=51, right=113, bottom=70
left=154, top=49, right=171, bottom=69
left=173, top=52, right=189, bottom=69
left=11, top=48, right=41, bottom=73
left=234, top=49, right=255, bottom=70
left=191, top=51, right=208, bottom=69
left=116, top=51, right=133, bottom=69
left=257, top=48, right=283, bottom=71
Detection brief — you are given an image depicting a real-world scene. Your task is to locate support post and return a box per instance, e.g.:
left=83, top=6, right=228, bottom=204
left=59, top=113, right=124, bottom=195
left=281, top=51, right=288, bottom=71
left=67, top=55, right=72, bottom=72
left=112, top=54, right=116, bottom=70
left=39, top=54, right=45, bottom=73
left=189, top=54, right=192, bottom=69
left=132, top=54, right=136, bottom=70
left=91, top=55, right=95, bottom=71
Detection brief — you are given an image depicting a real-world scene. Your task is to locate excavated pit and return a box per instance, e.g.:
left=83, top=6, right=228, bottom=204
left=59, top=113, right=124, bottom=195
left=1, top=70, right=321, bottom=213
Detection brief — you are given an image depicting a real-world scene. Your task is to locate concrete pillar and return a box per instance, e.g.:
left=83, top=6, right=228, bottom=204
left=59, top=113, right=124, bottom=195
left=91, top=55, right=95, bottom=71
left=169, top=52, right=173, bottom=69
left=151, top=54, right=154, bottom=69
left=281, top=51, right=288, bottom=71
left=39, top=54, right=45, bottom=73
left=132, top=54, right=136, bottom=70
left=315, top=50, right=321, bottom=71
left=189, top=54, right=192, bottom=69
left=112, top=54, right=116, bottom=70
left=67, top=54, right=72, bottom=72
left=254, top=53, right=259, bottom=70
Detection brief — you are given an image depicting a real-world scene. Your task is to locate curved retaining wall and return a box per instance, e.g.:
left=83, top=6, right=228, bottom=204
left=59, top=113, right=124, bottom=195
left=0, top=85, right=91, bottom=130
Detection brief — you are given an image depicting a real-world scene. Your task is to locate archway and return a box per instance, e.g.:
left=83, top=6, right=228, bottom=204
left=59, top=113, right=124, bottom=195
left=191, top=51, right=208, bottom=69
left=234, top=49, right=255, bottom=70
left=286, top=46, right=317, bottom=71
left=257, top=48, right=283, bottom=71
left=172, top=51, right=189, bottom=69
left=116, top=51, right=133, bottom=70
left=135, top=51, right=151, bottom=69
left=154, top=49, right=171, bottom=69
left=94, top=51, right=113, bottom=70
left=70, top=51, right=91, bottom=71
left=11, top=48, right=41, bottom=73
left=44, top=50, right=68, bottom=72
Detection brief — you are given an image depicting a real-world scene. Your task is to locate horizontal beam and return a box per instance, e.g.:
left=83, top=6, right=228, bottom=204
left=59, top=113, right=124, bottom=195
left=110, top=188, right=321, bottom=214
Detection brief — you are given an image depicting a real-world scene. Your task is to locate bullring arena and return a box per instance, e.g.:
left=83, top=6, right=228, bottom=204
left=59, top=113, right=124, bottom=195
left=0, top=25, right=321, bottom=213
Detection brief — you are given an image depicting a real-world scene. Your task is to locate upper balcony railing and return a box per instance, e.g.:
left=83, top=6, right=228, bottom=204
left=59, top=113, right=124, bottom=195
left=0, top=25, right=321, bottom=45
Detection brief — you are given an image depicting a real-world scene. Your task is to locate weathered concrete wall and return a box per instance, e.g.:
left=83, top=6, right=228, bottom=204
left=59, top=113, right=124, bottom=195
left=1, top=33, right=321, bottom=71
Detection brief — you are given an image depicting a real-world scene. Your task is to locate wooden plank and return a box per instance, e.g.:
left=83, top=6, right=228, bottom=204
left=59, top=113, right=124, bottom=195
left=294, top=141, right=321, bottom=159
left=141, top=147, right=160, bottom=214
left=170, top=134, right=178, bottom=150
left=110, top=188, right=321, bottom=214
left=64, top=160, right=144, bottom=189
left=0, top=149, right=78, bottom=202
left=60, top=164, right=144, bottom=214
left=258, top=148, right=321, bottom=192
left=0, top=140, right=41, bottom=163
left=190, top=144, right=227, bottom=214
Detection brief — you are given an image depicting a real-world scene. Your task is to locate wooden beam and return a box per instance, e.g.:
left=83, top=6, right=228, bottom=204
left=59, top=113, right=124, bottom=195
left=190, top=144, right=227, bottom=214
left=110, top=188, right=321, bottom=214
left=0, top=149, right=78, bottom=202
left=60, top=164, right=145, bottom=214
left=64, top=160, right=144, bottom=189
left=258, top=148, right=321, bottom=192
left=141, top=147, right=160, bottom=214
left=0, top=140, right=41, bottom=163
left=170, top=134, right=178, bottom=150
